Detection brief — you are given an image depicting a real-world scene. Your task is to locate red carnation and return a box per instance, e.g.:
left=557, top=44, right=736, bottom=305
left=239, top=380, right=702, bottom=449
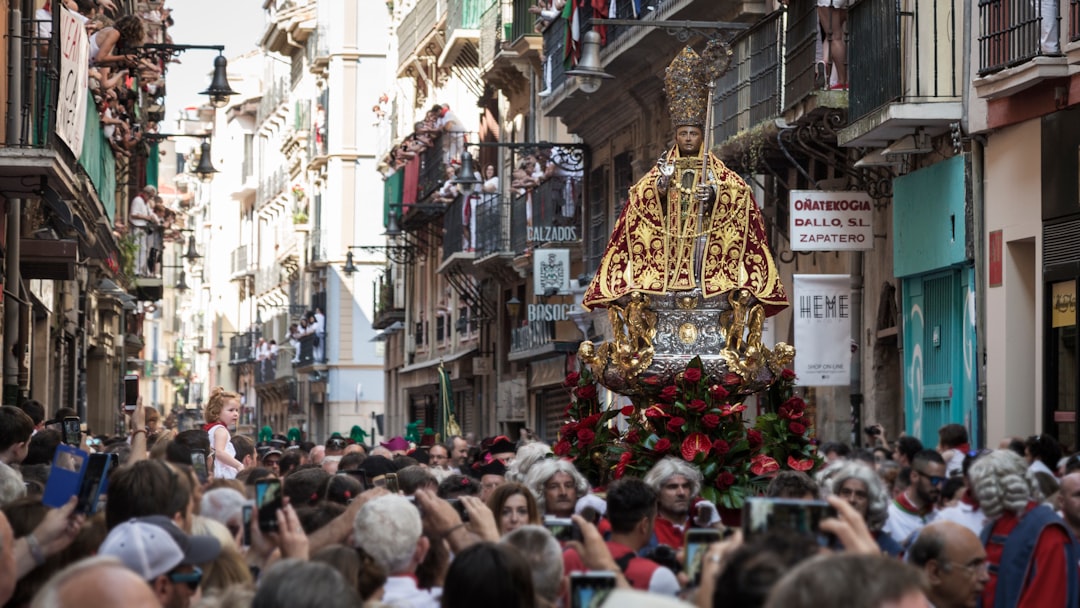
left=709, top=384, right=729, bottom=401
left=715, top=471, right=736, bottom=489
left=683, top=367, right=702, bottom=383
left=653, top=438, right=671, bottom=453
left=787, top=455, right=814, bottom=471
left=666, top=417, right=686, bottom=433
left=788, top=421, right=807, bottom=435
left=553, top=440, right=571, bottom=456
left=712, top=439, right=730, bottom=455
left=781, top=368, right=796, bottom=381
left=577, top=429, right=596, bottom=444
left=615, top=451, right=633, bottom=479
left=563, top=371, right=580, bottom=387
left=723, top=372, right=742, bottom=386
left=750, top=454, right=780, bottom=476
left=575, top=385, right=597, bottom=400
left=747, top=429, right=764, bottom=450
left=620, top=405, right=636, bottom=417
left=659, top=385, right=678, bottom=402
left=702, top=413, right=721, bottom=429
left=625, top=430, right=641, bottom=444
left=687, top=399, right=707, bottom=413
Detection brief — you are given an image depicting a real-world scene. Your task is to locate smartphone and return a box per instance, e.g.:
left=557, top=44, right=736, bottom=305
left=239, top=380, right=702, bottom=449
left=340, top=469, right=368, bottom=490
left=42, top=444, right=88, bottom=509
left=742, top=497, right=837, bottom=546
left=255, top=479, right=282, bottom=533
left=544, top=517, right=582, bottom=543
left=191, top=450, right=209, bottom=484
left=241, top=505, right=253, bottom=547
left=372, top=472, right=400, bottom=493
left=447, top=498, right=470, bottom=523
left=569, top=571, right=617, bottom=608
left=124, top=374, right=139, bottom=413
left=76, top=453, right=113, bottom=515
left=684, top=528, right=722, bottom=584
left=62, top=416, right=82, bottom=446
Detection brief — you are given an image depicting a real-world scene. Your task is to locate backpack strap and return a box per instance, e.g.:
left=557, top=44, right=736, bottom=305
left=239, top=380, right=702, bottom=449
left=614, top=552, right=635, bottom=573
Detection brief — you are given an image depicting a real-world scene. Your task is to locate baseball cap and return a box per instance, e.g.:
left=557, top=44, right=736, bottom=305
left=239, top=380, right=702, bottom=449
left=100, top=516, right=222, bottom=581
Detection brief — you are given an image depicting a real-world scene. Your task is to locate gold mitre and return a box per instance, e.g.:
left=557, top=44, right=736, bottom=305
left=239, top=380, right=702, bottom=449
left=664, top=46, right=708, bottom=129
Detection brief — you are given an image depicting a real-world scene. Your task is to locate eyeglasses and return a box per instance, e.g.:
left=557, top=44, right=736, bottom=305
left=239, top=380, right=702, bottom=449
left=916, top=470, right=946, bottom=486
left=167, top=566, right=203, bottom=591
left=942, top=560, right=989, bottom=578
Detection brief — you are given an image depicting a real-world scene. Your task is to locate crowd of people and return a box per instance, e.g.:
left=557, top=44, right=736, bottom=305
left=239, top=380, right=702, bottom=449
left=387, top=104, right=465, bottom=172
left=2, top=395, right=1080, bottom=608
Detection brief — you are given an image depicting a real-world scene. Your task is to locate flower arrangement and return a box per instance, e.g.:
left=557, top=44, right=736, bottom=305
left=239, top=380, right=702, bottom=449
left=291, top=184, right=305, bottom=201
left=557, top=356, right=819, bottom=509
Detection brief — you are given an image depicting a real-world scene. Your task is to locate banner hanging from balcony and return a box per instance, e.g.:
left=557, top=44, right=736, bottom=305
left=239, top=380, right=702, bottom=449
left=793, top=274, right=852, bottom=386
left=789, top=190, right=873, bottom=251
left=57, top=7, right=90, bottom=158
left=533, top=249, right=570, bottom=295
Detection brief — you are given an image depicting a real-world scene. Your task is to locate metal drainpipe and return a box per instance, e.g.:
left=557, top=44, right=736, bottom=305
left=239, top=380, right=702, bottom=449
left=4, top=7, right=23, bottom=402
left=851, top=251, right=864, bottom=447
left=971, top=142, right=987, bottom=447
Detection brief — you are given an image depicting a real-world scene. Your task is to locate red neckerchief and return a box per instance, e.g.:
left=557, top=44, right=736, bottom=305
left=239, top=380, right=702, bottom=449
left=894, top=491, right=932, bottom=518
left=956, top=443, right=971, bottom=454
left=961, top=491, right=981, bottom=510
left=203, top=422, right=224, bottom=433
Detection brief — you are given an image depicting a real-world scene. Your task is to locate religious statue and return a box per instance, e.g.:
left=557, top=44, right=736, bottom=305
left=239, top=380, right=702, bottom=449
left=579, top=43, right=792, bottom=396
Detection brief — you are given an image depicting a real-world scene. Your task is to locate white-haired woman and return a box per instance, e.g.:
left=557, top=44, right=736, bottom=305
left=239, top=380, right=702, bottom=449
left=820, top=460, right=901, bottom=556
left=506, top=441, right=552, bottom=484
left=969, top=449, right=1077, bottom=607
left=524, top=458, right=590, bottom=518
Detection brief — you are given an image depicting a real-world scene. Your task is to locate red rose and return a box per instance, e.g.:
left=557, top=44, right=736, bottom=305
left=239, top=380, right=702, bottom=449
left=749, top=454, right=780, bottom=476
left=712, top=439, right=730, bottom=455
left=683, top=367, right=702, bottom=383
left=615, top=451, right=633, bottom=479
left=559, top=423, right=577, bottom=438
left=553, top=440, right=571, bottom=456
left=625, top=430, right=640, bottom=444
left=715, top=471, right=736, bottom=489
left=620, top=405, right=636, bottom=417
left=723, top=372, right=742, bottom=386
left=563, top=402, right=573, bottom=416
left=653, top=438, right=671, bottom=453
left=563, top=372, right=580, bottom=387
left=788, top=422, right=807, bottom=435
left=702, top=414, right=721, bottom=429
left=577, top=429, right=596, bottom=444
left=687, top=399, right=707, bottom=413
left=575, top=385, right=597, bottom=400
left=787, top=455, right=814, bottom=471
left=747, top=429, right=764, bottom=450
left=582, top=413, right=602, bottom=428
left=659, top=385, right=679, bottom=402
left=781, top=368, right=796, bottom=381
left=709, top=384, right=729, bottom=401
left=666, top=417, right=686, bottom=433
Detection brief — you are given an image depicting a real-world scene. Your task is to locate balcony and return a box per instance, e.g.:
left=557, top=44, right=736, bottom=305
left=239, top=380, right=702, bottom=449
left=257, top=76, right=289, bottom=129
left=441, top=0, right=494, bottom=67
left=713, top=12, right=783, bottom=146
left=230, top=245, right=254, bottom=280
left=974, top=0, right=1069, bottom=99
left=400, top=132, right=453, bottom=231
left=308, top=24, right=331, bottom=75
left=439, top=193, right=478, bottom=272
left=373, top=273, right=405, bottom=330
left=838, top=0, right=963, bottom=147
left=254, top=347, right=296, bottom=385
left=129, top=226, right=165, bottom=302
left=256, top=168, right=288, bottom=211
left=473, top=193, right=521, bottom=284
left=481, top=0, right=536, bottom=92
left=398, top=0, right=449, bottom=76
left=293, top=332, right=325, bottom=368
left=229, top=332, right=258, bottom=365
left=255, top=266, right=285, bottom=295
left=262, top=0, right=317, bottom=55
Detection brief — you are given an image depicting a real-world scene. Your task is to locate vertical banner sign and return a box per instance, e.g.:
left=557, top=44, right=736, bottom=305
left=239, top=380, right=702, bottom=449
left=793, top=274, right=852, bottom=386
left=789, top=190, right=874, bottom=250
left=988, top=230, right=1003, bottom=287
left=57, top=8, right=89, bottom=157
left=534, top=249, right=571, bottom=295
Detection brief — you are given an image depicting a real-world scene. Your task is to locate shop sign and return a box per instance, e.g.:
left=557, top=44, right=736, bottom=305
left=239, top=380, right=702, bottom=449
left=790, top=190, right=873, bottom=251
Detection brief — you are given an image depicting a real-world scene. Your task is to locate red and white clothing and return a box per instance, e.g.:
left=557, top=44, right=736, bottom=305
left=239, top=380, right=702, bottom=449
left=564, top=540, right=679, bottom=596
left=883, top=492, right=936, bottom=547
left=982, top=502, right=1071, bottom=608
left=382, top=575, right=440, bottom=608
left=205, top=422, right=237, bottom=480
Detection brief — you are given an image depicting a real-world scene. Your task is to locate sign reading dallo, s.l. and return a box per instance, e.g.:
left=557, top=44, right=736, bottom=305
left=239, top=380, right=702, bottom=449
left=789, top=190, right=874, bottom=251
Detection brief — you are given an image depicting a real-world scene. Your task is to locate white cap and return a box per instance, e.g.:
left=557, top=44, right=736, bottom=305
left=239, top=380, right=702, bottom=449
left=99, top=519, right=184, bottom=580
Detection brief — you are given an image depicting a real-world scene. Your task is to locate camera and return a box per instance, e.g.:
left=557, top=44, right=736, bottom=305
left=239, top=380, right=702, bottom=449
left=864, top=425, right=881, bottom=436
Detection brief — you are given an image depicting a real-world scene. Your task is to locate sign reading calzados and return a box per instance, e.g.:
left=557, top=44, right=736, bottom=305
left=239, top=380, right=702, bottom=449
left=789, top=190, right=873, bottom=251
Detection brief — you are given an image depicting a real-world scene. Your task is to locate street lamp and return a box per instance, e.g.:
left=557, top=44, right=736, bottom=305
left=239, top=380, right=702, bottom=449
left=194, top=140, right=218, bottom=182
left=183, top=234, right=202, bottom=262
left=567, top=31, right=614, bottom=94
left=452, top=152, right=482, bottom=193
left=140, top=44, right=239, bottom=108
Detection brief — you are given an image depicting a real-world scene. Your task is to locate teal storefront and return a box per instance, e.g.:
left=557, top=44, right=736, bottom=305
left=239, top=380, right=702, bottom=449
left=893, top=155, right=978, bottom=447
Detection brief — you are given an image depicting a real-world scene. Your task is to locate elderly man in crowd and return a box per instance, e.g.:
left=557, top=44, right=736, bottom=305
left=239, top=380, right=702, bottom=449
left=30, top=556, right=161, bottom=608
left=642, top=457, right=719, bottom=549
left=501, top=526, right=564, bottom=608
left=352, top=494, right=438, bottom=607
left=907, top=520, right=989, bottom=608
left=525, top=459, right=590, bottom=519
left=1058, top=471, right=1080, bottom=541
left=969, top=449, right=1079, bottom=607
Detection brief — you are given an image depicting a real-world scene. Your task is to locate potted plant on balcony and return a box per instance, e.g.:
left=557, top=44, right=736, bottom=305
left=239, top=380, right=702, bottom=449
left=291, top=184, right=305, bottom=202
left=293, top=209, right=309, bottom=225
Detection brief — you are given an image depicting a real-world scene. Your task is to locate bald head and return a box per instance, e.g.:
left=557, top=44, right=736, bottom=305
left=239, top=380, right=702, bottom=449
left=1057, top=472, right=1080, bottom=532
left=908, top=521, right=987, bottom=608
left=32, top=557, right=160, bottom=608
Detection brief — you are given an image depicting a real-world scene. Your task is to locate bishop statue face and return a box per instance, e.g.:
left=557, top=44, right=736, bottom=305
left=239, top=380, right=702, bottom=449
left=676, top=125, right=704, bottom=156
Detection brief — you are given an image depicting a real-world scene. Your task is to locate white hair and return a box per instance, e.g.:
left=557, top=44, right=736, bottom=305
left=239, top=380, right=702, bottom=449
left=820, top=460, right=890, bottom=531
left=200, top=488, right=247, bottom=528
left=506, top=442, right=552, bottom=483
left=524, top=459, right=589, bottom=514
left=352, top=494, right=422, bottom=575
left=501, top=525, right=564, bottom=604
left=643, top=457, right=703, bottom=498
left=969, top=450, right=1033, bottom=520
left=0, top=462, right=25, bottom=507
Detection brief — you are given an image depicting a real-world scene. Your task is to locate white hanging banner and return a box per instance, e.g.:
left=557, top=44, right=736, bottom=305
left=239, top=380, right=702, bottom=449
left=793, top=274, right=852, bottom=386
left=56, top=7, right=90, bottom=158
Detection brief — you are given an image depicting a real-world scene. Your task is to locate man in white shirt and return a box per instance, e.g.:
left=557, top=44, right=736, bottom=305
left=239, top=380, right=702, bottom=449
left=883, top=449, right=947, bottom=547
left=353, top=495, right=439, bottom=607
left=129, top=185, right=158, bottom=276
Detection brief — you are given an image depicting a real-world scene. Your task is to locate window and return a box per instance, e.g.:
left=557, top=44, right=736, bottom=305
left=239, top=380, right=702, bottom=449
left=586, top=165, right=609, bottom=275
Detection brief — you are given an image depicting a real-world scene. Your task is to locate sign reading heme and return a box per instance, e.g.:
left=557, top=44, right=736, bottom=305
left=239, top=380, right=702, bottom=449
left=789, top=190, right=874, bottom=251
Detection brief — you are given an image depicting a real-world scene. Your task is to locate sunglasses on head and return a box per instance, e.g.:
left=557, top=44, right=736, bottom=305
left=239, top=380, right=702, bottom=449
left=167, top=567, right=202, bottom=591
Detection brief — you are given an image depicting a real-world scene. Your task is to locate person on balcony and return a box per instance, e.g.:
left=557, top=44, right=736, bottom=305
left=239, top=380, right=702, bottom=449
left=313, top=308, right=326, bottom=362
left=581, top=45, right=787, bottom=315
left=129, top=184, right=158, bottom=277
left=90, top=14, right=145, bottom=68
left=818, top=0, right=849, bottom=90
